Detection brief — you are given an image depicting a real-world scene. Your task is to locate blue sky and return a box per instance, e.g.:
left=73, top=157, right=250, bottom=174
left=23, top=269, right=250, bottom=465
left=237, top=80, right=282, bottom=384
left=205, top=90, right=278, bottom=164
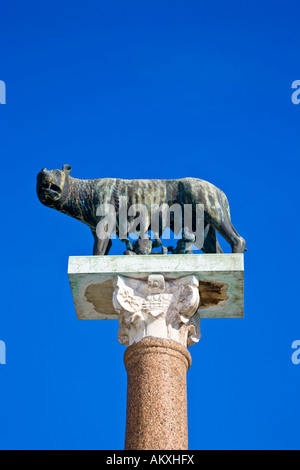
left=0, top=0, right=300, bottom=449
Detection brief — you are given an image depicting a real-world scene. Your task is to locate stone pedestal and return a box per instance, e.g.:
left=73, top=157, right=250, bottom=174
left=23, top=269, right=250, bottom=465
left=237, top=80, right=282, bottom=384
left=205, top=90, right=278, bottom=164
left=68, top=254, right=244, bottom=450
left=112, top=272, right=199, bottom=450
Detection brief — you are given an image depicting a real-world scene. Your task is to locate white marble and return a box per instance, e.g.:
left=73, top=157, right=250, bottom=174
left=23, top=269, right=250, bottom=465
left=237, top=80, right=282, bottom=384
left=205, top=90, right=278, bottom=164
left=68, top=254, right=244, bottom=320
left=68, top=253, right=243, bottom=276
left=113, top=274, right=200, bottom=347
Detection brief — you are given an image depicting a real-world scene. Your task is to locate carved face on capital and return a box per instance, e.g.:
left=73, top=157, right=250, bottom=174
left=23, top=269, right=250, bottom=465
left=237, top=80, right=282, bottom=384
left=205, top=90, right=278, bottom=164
left=36, top=164, right=71, bottom=207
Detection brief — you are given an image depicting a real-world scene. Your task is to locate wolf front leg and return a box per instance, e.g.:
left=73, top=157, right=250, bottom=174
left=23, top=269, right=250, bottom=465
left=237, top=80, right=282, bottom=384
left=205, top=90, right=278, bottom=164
left=92, top=230, right=112, bottom=255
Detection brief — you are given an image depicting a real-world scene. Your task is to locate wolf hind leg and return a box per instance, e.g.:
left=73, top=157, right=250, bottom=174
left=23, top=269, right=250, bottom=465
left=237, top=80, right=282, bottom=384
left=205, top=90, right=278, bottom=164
left=201, top=224, right=223, bottom=253
left=213, top=220, right=246, bottom=253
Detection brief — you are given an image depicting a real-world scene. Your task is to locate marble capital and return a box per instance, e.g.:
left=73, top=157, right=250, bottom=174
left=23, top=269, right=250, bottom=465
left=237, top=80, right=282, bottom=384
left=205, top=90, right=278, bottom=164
left=112, top=274, right=201, bottom=347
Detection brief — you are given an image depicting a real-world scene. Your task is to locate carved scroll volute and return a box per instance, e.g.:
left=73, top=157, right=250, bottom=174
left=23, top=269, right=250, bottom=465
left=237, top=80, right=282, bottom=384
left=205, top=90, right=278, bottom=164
left=113, top=274, right=201, bottom=348
left=175, top=276, right=200, bottom=318
left=112, top=276, right=144, bottom=346
left=168, top=275, right=201, bottom=347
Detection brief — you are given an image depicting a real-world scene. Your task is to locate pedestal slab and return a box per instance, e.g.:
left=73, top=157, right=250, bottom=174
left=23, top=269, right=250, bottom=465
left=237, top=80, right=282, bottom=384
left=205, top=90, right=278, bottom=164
left=68, top=254, right=244, bottom=320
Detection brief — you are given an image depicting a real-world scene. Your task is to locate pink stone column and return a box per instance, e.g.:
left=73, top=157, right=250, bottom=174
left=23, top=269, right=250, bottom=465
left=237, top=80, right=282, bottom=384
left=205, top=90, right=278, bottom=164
left=113, top=274, right=200, bottom=450
left=123, top=337, right=192, bottom=450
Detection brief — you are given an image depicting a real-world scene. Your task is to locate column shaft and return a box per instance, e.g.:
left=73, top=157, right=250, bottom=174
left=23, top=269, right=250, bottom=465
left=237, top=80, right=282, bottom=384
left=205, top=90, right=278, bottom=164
left=124, top=337, right=191, bottom=450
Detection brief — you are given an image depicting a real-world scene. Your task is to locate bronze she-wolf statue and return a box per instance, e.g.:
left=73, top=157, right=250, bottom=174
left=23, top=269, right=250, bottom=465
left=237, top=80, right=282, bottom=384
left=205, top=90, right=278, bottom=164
left=36, top=165, right=246, bottom=256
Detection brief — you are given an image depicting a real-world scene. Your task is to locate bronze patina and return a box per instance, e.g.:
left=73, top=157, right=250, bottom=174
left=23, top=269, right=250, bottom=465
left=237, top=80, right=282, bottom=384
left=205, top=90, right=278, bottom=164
left=36, top=165, right=246, bottom=255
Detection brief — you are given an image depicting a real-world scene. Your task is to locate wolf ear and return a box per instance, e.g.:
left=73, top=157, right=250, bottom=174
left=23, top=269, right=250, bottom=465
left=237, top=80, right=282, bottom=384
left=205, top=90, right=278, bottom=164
left=62, top=164, right=72, bottom=175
